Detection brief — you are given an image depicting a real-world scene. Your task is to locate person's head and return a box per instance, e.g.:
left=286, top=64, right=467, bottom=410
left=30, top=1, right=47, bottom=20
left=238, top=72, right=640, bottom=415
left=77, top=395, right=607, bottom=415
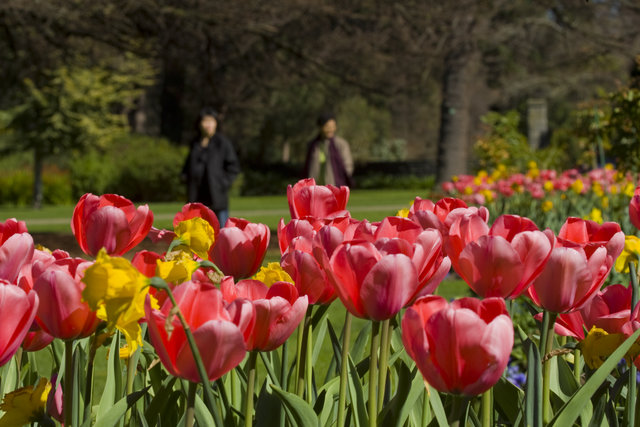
left=317, top=112, right=337, bottom=139
left=198, top=107, right=219, bottom=137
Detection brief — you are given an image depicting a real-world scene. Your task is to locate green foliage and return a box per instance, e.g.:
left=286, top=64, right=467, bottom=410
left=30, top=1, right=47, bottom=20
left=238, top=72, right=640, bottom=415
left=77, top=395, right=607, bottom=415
left=355, top=173, right=435, bottom=190
left=70, top=134, right=187, bottom=202
left=473, top=110, right=531, bottom=172
left=0, top=167, right=72, bottom=206
left=605, top=88, right=640, bottom=172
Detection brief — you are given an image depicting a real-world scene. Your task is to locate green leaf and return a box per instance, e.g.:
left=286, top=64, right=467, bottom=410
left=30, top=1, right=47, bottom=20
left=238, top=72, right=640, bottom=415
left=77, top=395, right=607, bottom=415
left=313, top=377, right=339, bottom=427
left=270, top=384, right=319, bottom=427
left=493, top=377, right=524, bottom=425
left=256, top=381, right=284, bottom=427
left=379, top=364, right=424, bottom=427
left=144, top=376, right=177, bottom=426
left=312, top=316, right=329, bottom=366
left=93, top=387, right=149, bottom=427
left=347, top=356, right=368, bottom=427
left=550, top=328, right=640, bottom=426
left=97, top=332, right=122, bottom=420
left=194, top=392, right=216, bottom=427
left=351, top=321, right=372, bottom=362
left=427, top=384, right=448, bottom=427
left=525, top=338, right=542, bottom=427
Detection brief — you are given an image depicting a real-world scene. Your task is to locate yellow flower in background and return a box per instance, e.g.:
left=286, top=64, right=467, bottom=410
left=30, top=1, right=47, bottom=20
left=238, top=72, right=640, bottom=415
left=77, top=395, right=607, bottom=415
left=586, top=208, right=603, bottom=224
left=611, top=185, right=620, bottom=195
left=592, top=182, right=604, bottom=197
left=156, top=250, right=199, bottom=284
left=464, top=186, right=473, bottom=195
left=527, top=161, right=538, bottom=170
left=605, top=163, right=614, bottom=171
left=0, top=378, right=50, bottom=426
left=452, top=175, right=459, bottom=182
left=614, top=235, right=640, bottom=273
left=543, top=180, right=554, bottom=193
left=615, top=171, right=625, bottom=182
left=174, top=217, right=216, bottom=260
left=512, top=183, right=523, bottom=193
left=601, top=196, right=609, bottom=209
left=253, top=262, right=293, bottom=287
left=477, top=170, right=488, bottom=179
left=541, top=200, right=553, bottom=212
left=473, top=176, right=483, bottom=186
left=480, top=189, right=494, bottom=203
left=570, top=179, right=584, bottom=194
left=624, top=182, right=635, bottom=198
left=396, top=208, right=410, bottom=218
left=581, top=327, right=626, bottom=369
left=82, top=249, right=157, bottom=355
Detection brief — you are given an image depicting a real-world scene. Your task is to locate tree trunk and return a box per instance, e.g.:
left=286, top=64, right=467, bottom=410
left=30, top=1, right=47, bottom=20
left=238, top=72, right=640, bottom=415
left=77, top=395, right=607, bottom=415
left=436, top=47, right=481, bottom=183
left=33, top=147, right=43, bottom=209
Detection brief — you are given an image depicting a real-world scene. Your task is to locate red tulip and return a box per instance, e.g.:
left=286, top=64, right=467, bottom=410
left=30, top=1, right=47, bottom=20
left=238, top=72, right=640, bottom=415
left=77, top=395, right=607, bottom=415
left=209, top=218, right=270, bottom=279
left=33, top=258, right=100, bottom=340
left=0, top=232, right=34, bottom=284
left=630, top=186, right=640, bottom=231
left=287, top=178, right=350, bottom=219
left=0, top=280, right=39, bottom=366
left=527, top=245, right=612, bottom=313
left=145, top=280, right=248, bottom=383
left=454, top=215, right=554, bottom=298
left=0, top=218, right=28, bottom=245
left=22, top=324, right=54, bottom=352
left=409, top=197, right=469, bottom=233
left=444, top=211, right=490, bottom=268
left=222, top=278, right=308, bottom=351
left=71, top=193, right=154, bottom=256
left=17, top=248, right=68, bottom=293
left=557, top=217, right=624, bottom=260
left=327, top=240, right=419, bottom=320
left=402, top=296, right=513, bottom=395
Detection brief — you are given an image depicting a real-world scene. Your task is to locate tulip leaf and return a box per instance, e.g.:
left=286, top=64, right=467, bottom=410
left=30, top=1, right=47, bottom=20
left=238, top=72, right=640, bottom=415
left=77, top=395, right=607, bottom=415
left=194, top=391, right=216, bottom=427
left=588, top=388, right=607, bottom=427
left=313, top=376, right=340, bottom=427
left=379, top=364, right=424, bottom=427
left=312, top=316, right=329, bottom=366
left=493, top=377, right=524, bottom=425
left=326, top=318, right=343, bottom=368
left=351, top=321, right=372, bottom=362
left=347, top=356, right=368, bottom=427
left=427, top=383, right=448, bottom=427
left=550, top=328, right=640, bottom=426
left=256, top=381, right=284, bottom=427
left=143, top=376, right=177, bottom=425
left=93, top=387, right=149, bottom=427
left=524, top=338, right=542, bottom=427
left=97, top=332, right=122, bottom=420
left=270, top=384, right=320, bottom=427
left=259, top=351, right=281, bottom=388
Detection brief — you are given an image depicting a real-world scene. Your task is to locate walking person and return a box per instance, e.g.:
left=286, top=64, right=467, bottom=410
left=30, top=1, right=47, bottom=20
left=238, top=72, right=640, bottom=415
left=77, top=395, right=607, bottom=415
left=182, top=107, right=240, bottom=226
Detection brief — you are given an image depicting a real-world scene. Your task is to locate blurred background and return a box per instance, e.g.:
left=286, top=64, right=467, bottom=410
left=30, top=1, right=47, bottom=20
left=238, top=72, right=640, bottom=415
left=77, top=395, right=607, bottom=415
left=1, top=0, right=640, bottom=207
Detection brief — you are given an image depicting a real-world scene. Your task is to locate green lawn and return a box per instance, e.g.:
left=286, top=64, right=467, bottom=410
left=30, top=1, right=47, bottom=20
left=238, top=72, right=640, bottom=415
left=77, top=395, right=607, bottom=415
left=1, top=188, right=429, bottom=233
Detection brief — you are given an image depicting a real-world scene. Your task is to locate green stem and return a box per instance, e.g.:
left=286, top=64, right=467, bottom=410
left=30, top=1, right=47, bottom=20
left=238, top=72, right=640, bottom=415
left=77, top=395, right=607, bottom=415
left=185, top=382, right=197, bottom=427
left=245, top=351, right=258, bottom=427
left=448, top=394, right=469, bottom=427
left=337, top=312, right=352, bottom=427
left=124, top=354, right=137, bottom=426
left=573, top=348, right=582, bottom=385
left=296, top=307, right=313, bottom=398
left=14, top=347, right=22, bottom=387
left=306, top=323, right=313, bottom=404
left=64, top=340, right=74, bottom=427
left=628, top=264, right=639, bottom=426
left=160, top=280, right=222, bottom=426
left=421, top=386, right=430, bottom=427
left=377, top=319, right=391, bottom=409
left=368, top=321, right=381, bottom=427
left=541, top=310, right=557, bottom=424
left=84, top=333, right=98, bottom=423
left=482, top=389, right=492, bottom=427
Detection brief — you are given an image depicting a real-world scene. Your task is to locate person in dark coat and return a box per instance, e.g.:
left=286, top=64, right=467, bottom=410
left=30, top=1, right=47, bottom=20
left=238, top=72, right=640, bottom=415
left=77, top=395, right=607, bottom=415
left=182, top=107, right=240, bottom=226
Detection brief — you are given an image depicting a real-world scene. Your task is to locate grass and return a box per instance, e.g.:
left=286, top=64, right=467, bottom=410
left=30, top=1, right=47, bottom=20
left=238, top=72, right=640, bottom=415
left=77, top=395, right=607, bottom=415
left=1, top=188, right=429, bottom=233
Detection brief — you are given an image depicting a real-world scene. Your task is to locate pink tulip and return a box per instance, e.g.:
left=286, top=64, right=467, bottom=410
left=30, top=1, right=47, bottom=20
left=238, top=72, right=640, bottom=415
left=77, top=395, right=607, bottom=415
left=145, top=280, right=248, bottom=383
left=222, top=278, right=308, bottom=351
left=34, top=258, right=100, bottom=340
left=209, top=218, right=270, bottom=279
left=630, top=186, right=640, bottom=231
left=327, top=240, right=419, bottom=320
left=71, top=193, right=154, bottom=256
left=0, top=232, right=34, bottom=284
left=557, top=217, right=624, bottom=260
left=454, top=215, right=554, bottom=298
left=402, top=296, right=513, bottom=395
left=409, top=197, right=468, bottom=233
left=22, top=324, right=54, bottom=352
left=0, top=218, right=28, bottom=245
left=444, top=211, right=490, bottom=268
left=287, top=178, right=350, bottom=219
left=0, top=280, right=39, bottom=366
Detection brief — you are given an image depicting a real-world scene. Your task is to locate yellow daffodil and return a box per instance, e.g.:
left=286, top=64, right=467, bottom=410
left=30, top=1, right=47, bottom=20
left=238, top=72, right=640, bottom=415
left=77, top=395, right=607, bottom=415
left=463, top=186, right=473, bottom=195
left=614, top=235, right=640, bottom=273
left=527, top=161, right=538, bottom=170
left=156, top=250, right=199, bottom=284
left=624, top=182, right=635, bottom=198
left=174, top=217, right=216, bottom=260
left=82, top=249, right=157, bottom=354
left=570, top=179, right=584, bottom=195
left=0, top=378, right=51, bottom=426
left=396, top=208, right=410, bottom=218
left=592, top=182, right=604, bottom=197
left=473, top=176, right=483, bottom=186
left=601, top=196, right=609, bottom=209
left=586, top=208, right=603, bottom=224
left=253, top=262, right=294, bottom=287
left=611, top=185, right=620, bottom=195
left=605, top=163, right=614, bottom=171
left=541, top=200, right=553, bottom=212
left=581, top=327, right=626, bottom=369
left=452, top=175, right=459, bottom=183
left=543, top=180, right=554, bottom=193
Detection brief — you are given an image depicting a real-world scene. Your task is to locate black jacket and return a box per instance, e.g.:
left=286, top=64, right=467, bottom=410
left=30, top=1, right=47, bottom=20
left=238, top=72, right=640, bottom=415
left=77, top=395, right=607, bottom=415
left=182, top=133, right=240, bottom=211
